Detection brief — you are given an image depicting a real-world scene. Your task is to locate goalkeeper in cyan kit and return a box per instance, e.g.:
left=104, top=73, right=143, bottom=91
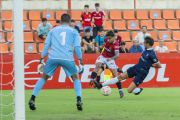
left=28, top=14, right=84, bottom=111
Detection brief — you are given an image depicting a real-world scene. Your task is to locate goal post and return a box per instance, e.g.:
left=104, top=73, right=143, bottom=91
left=13, top=0, right=25, bottom=119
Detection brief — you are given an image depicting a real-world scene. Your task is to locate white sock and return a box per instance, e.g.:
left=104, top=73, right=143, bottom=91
left=102, top=77, right=119, bottom=87
left=119, top=89, right=122, bottom=91
left=132, top=88, right=140, bottom=94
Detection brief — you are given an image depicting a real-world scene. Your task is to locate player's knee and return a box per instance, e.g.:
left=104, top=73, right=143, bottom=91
left=127, top=88, right=133, bottom=93
left=41, top=73, right=49, bottom=81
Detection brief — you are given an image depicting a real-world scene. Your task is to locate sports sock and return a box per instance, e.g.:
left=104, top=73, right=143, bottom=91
left=96, top=76, right=100, bottom=83
left=116, top=81, right=122, bottom=89
left=91, top=72, right=97, bottom=80
left=102, top=77, right=119, bottom=87
left=73, top=79, right=82, bottom=101
left=132, top=88, right=141, bottom=94
left=119, top=89, right=122, bottom=91
left=32, top=78, right=46, bottom=97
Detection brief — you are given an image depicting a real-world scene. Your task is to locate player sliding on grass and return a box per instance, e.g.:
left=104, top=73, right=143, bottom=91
left=29, top=14, right=84, bottom=111
left=89, top=31, right=124, bottom=98
left=93, top=36, right=162, bottom=95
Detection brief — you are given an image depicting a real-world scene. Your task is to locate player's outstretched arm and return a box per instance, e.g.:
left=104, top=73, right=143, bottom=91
left=38, top=31, right=52, bottom=74
left=152, top=62, right=162, bottom=68
left=74, top=32, right=84, bottom=74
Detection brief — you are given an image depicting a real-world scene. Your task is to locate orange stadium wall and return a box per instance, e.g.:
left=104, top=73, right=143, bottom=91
left=1, top=0, right=180, bottom=10
left=0, top=53, right=180, bottom=90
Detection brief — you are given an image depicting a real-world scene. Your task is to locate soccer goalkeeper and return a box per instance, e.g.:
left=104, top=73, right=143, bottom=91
left=28, top=14, right=84, bottom=111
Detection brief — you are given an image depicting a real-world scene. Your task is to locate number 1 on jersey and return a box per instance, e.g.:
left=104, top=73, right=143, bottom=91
left=60, top=32, right=66, bottom=45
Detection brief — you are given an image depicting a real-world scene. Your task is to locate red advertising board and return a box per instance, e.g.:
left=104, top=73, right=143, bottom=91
left=0, top=53, right=179, bottom=90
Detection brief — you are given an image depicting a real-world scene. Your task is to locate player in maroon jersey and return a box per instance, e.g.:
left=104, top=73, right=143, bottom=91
left=114, top=29, right=123, bottom=47
left=92, top=3, right=106, bottom=38
left=89, top=31, right=124, bottom=98
left=80, top=5, right=92, bottom=36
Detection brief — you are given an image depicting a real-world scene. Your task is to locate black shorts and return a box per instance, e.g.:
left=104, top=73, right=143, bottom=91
left=127, top=66, right=147, bottom=87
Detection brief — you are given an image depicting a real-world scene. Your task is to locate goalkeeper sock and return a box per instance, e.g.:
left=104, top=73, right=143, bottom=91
left=32, top=78, right=46, bottom=97
left=96, top=76, right=100, bottom=83
left=116, top=81, right=122, bottom=89
left=73, top=79, right=82, bottom=101
left=102, top=77, right=119, bottom=87
left=132, top=88, right=141, bottom=94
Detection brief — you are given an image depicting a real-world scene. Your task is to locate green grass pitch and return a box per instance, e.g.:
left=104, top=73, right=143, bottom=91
left=1, top=88, right=180, bottom=120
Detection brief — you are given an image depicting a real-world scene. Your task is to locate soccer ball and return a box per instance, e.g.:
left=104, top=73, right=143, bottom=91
left=101, top=86, right=111, bottom=96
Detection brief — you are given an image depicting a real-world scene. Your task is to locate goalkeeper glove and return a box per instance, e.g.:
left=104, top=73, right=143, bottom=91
left=37, top=58, right=44, bottom=74
left=78, top=59, right=84, bottom=74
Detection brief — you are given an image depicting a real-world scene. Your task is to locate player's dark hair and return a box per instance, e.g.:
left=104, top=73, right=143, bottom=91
left=114, top=29, right=118, bottom=33
left=106, top=31, right=115, bottom=37
left=61, top=14, right=71, bottom=23
left=56, top=20, right=60, bottom=23
left=70, top=19, right=75, bottom=23
left=84, top=5, right=89, bottom=8
left=95, top=3, right=100, bottom=7
left=42, top=18, right=47, bottom=22
left=145, top=36, right=154, bottom=46
left=99, top=28, right=104, bottom=32
left=121, top=42, right=126, bottom=46
left=85, top=28, right=90, bottom=33
left=142, top=26, right=147, bottom=29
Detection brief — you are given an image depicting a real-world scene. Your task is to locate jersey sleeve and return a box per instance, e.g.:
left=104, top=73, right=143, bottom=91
left=134, top=33, right=139, bottom=39
left=41, top=30, right=52, bottom=56
left=114, top=43, right=119, bottom=51
left=102, top=10, right=105, bottom=16
left=150, top=53, right=159, bottom=64
left=49, top=23, right=52, bottom=29
left=74, top=31, right=82, bottom=58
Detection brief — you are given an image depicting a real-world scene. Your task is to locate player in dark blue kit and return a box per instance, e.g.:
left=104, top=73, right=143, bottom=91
left=93, top=36, right=162, bottom=95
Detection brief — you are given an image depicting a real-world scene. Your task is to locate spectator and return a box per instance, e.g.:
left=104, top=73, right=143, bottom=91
left=70, top=19, right=80, bottom=33
left=37, top=18, right=52, bottom=41
left=155, top=39, right=170, bottom=53
left=53, top=20, right=61, bottom=28
left=92, top=3, right=106, bottom=38
left=82, top=28, right=95, bottom=53
left=129, top=39, right=143, bottom=53
left=119, top=42, right=129, bottom=53
left=70, top=19, right=83, bottom=53
left=80, top=5, right=92, bottom=36
left=114, top=29, right=123, bottom=47
left=95, top=28, right=105, bottom=53
left=134, top=26, right=151, bottom=51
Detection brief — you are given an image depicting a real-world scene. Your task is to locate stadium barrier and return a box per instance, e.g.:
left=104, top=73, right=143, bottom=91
left=0, top=53, right=179, bottom=90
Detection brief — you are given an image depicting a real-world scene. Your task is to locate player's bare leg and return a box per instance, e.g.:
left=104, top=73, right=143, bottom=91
left=128, top=82, right=143, bottom=95
left=89, top=62, right=103, bottom=87
left=29, top=72, right=49, bottom=110
left=71, top=74, right=83, bottom=111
